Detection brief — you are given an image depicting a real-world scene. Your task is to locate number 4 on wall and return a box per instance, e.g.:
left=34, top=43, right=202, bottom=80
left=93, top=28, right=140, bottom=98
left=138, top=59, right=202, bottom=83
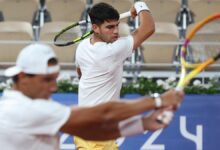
left=140, top=116, right=203, bottom=150
left=180, top=116, right=203, bottom=150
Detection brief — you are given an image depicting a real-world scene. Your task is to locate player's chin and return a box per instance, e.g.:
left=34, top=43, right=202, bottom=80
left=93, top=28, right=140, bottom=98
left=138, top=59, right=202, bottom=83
left=41, top=94, right=51, bottom=100
left=111, top=37, right=119, bottom=42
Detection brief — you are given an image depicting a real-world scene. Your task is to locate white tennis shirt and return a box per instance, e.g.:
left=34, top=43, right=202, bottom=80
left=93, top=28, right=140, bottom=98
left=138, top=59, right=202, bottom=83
left=0, top=90, right=71, bottom=150
left=76, top=36, right=133, bottom=106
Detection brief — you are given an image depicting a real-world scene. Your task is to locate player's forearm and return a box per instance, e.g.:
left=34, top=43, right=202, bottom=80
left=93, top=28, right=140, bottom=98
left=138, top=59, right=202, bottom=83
left=76, top=67, right=81, bottom=79
left=132, top=10, right=155, bottom=49
left=97, top=97, right=156, bottom=122
left=60, top=98, right=155, bottom=137
left=65, top=99, right=155, bottom=140
left=70, top=99, right=155, bottom=123
left=60, top=106, right=121, bottom=140
left=138, top=11, right=155, bottom=40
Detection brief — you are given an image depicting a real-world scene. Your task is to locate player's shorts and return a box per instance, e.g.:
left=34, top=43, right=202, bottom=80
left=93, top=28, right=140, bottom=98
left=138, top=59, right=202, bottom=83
left=74, top=136, right=118, bottom=150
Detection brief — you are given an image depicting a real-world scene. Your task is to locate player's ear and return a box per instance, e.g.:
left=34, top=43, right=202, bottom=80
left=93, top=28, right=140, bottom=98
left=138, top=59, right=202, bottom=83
left=17, top=72, right=29, bottom=85
left=18, top=72, right=36, bottom=83
left=18, top=72, right=26, bottom=80
left=92, top=24, right=100, bottom=33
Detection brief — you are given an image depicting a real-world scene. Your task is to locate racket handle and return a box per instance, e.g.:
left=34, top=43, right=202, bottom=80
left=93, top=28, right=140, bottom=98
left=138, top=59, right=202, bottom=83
left=157, top=111, right=174, bottom=125
left=120, top=11, right=131, bottom=19
left=175, top=87, right=183, bottom=91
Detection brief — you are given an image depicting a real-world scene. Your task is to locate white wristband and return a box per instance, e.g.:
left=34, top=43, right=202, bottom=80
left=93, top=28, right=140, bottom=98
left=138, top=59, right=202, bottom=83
left=118, top=115, right=144, bottom=137
left=152, top=93, right=162, bottom=108
left=134, top=1, right=150, bottom=14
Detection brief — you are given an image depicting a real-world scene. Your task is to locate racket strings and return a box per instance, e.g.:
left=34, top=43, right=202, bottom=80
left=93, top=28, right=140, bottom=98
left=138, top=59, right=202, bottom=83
left=55, top=26, right=82, bottom=45
left=189, top=39, right=220, bottom=63
left=187, top=22, right=220, bottom=64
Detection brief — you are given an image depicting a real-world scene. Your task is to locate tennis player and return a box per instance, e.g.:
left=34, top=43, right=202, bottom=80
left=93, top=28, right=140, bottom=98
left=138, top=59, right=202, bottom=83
left=0, top=43, right=183, bottom=150
left=75, top=1, right=157, bottom=149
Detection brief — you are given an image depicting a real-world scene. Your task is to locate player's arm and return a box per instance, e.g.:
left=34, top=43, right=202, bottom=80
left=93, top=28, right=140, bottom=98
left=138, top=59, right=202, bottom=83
left=131, top=2, right=155, bottom=50
left=60, top=89, right=183, bottom=140
left=76, top=67, right=81, bottom=79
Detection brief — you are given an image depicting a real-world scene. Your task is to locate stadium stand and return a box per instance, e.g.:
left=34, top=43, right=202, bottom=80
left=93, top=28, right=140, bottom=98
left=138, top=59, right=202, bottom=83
left=39, top=21, right=81, bottom=64
left=0, top=0, right=218, bottom=79
left=189, top=0, right=220, bottom=23
left=0, top=11, right=3, bottom=21
left=32, top=0, right=51, bottom=27
left=0, top=21, right=33, bottom=62
left=45, top=0, right=86, bottom=22
left=142, top=0, right=181, bottom=23
left=0, top=0, right=38, bottom=23
left=93, top=0, right=133, bottom=14
left=141, top=22, right=179, bottom=70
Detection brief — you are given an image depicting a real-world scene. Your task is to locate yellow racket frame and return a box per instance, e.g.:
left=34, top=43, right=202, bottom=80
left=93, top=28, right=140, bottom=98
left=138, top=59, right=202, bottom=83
left=177, top=13, right=220, bottom=89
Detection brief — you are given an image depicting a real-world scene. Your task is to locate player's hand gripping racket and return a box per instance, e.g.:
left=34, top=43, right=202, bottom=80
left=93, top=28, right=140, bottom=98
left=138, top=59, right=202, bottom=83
left=158, top=13, right=220, bottom=124
left=54, top=11, right=131, bottom=46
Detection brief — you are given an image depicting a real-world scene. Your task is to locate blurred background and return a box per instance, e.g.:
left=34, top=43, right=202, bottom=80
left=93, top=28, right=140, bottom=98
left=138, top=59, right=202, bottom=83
left=0, top=0, right=219, bottom=86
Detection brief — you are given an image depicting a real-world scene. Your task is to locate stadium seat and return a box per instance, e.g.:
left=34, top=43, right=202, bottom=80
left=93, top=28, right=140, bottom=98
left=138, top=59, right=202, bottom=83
left=39, top=21, right=81, bottom=63
left=0, top=11, right=3, bottom=21
left=119, top=22, right=131, bottom=37
left=45, top=0, right=86, bottom=22
left=189, top=0, right=220, bottom=23
left=93, top=0, right=133, bottom=14
left=141, top=22, right=179, bottom=70
left=0, top=0, right=38, bottom=22
left=143, top=0, right=181, bottom=23
left=0, top=21, right=33, bottom=62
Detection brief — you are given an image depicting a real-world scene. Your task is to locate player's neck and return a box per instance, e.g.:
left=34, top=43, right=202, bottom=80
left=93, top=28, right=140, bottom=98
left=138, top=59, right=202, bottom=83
left=90, top=35, right=104, bottom=45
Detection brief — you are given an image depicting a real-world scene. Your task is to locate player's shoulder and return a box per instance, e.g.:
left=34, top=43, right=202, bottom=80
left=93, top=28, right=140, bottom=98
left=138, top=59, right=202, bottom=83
left=78, top=38, right=90, bottom=47
left=118, top=35, right=133, bottom=42
left=111, top=35, right=133, bottom=47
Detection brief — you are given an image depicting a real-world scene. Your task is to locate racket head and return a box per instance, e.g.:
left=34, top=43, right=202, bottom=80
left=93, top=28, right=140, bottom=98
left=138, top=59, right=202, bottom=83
left=54, top=21, right=93, bottom=47
left=177, top=13, right=220, bottom=89
left=187, top=23, right=220, bottom=65
left=53, top=11, right=131, bottom=47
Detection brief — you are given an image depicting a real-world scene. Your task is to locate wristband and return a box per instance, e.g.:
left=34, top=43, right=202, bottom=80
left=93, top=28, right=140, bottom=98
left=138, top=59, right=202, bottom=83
left=134, top=1, right=150, bottom=14
left=152, top=93, right=162, bottom=108
left=118, top=115, right=144, bottom=137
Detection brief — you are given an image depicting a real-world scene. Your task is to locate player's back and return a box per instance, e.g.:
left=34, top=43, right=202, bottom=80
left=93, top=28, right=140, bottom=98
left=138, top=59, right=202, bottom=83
left=75, top=38, right=126, bottom=106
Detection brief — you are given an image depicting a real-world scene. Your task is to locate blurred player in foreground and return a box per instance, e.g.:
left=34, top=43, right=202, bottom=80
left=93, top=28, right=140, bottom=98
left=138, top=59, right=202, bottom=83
left=0, top=43, right=184, bottom=150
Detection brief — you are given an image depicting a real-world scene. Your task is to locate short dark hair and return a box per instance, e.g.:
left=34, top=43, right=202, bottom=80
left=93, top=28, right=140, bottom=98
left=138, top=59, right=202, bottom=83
left=48, top=57, right=58, bottom=66
left=89, top=2, right=119, bottom=25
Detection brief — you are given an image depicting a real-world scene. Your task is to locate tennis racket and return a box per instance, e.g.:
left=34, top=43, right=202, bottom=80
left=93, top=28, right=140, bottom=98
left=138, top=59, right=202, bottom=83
left=176, top=13, right=220, bottom=90
left=158, top=13, right=220, bottom=125
left=54, top=11, right=131, bottom=46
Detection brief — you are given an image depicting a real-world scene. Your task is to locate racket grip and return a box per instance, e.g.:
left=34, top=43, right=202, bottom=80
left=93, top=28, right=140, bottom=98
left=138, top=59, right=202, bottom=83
left=120, top=11, right=131, bottom=19
left=157, top=111, right=174, bottom=125
left=157, top=87, right=184, bottom=124
left=175, top=87, right=184, bottom=91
